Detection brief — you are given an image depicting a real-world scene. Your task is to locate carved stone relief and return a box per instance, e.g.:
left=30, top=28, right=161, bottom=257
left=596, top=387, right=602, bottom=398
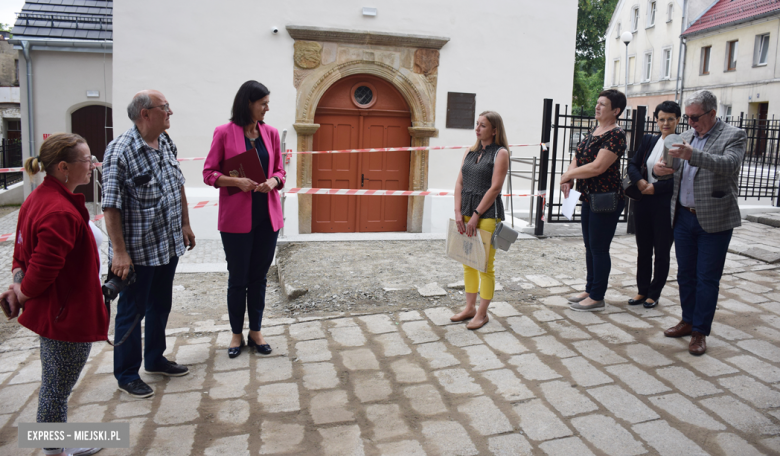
left=413, top=49, right=439, bottom=76
left=294, top=41, right=323, bottom=69
left=293, top=69, right=310, bottom=89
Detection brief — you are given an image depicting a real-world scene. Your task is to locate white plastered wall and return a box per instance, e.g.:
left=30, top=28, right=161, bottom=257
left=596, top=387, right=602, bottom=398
left=113, top=0, right=578, bottom=234
left=19, top=50, right=113, bottom=194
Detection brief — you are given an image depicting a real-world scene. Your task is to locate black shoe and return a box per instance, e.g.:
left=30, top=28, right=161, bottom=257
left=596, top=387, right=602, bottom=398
left=118, top=379, right=154, bottom=398
left=644, top=298, right=659, bottom=308
left=248, top=336, right=273, bottom=355
left=628, top=296, right=646, bottom=306
left=228, top=338, right=245, bottom=358
left=145, top=361, right=189, bottom=377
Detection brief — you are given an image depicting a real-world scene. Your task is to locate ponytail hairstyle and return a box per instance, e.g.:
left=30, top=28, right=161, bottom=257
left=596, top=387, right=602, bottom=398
left=470, top=111, right=509, bottom=152
left=24, top=133, right=86, bottom=177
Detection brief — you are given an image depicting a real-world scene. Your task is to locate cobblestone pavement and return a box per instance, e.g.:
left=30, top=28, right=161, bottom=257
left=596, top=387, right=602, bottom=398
left=2, top=211, right=780, bottom=454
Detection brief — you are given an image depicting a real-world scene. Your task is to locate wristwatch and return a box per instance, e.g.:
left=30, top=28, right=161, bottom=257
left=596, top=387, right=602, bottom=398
left=473, top=209, right=481, bottom=217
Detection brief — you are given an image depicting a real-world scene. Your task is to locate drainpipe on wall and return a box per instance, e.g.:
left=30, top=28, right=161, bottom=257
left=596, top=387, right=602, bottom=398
left=21, top=40, right=35, bottom=192
left=675, top=0, right=689, bottom=104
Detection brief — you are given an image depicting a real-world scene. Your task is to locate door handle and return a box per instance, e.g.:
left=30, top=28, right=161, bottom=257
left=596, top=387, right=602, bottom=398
left=361, top=174, right=364, bottom=187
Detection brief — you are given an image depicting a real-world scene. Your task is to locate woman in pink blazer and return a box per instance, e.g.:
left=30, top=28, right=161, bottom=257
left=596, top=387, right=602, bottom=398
left=203, top=81, right=285, bottom=358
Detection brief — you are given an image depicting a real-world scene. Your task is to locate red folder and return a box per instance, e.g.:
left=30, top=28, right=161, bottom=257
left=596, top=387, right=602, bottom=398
left=222, top=148, right=267, bottom=195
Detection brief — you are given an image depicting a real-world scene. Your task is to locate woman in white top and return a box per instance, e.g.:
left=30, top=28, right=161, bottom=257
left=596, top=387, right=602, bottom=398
left=626, top=101, right=681, bottom=309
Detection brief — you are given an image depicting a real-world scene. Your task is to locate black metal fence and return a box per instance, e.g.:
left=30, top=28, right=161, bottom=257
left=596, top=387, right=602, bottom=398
left=0, top=139, right=22, bottom=190
left=644, top=114, right=780, bottom=200
left=534, top=99, right=780, bottom=233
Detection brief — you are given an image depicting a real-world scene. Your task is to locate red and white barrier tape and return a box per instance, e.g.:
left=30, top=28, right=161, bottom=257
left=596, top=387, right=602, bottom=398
left=0, top=190, right=548, bottom=241
left=0, top=142, right=549, bottom=174
left=283, top=188, right=547, bottom=197
left=283, top=143, right=547, bottom=155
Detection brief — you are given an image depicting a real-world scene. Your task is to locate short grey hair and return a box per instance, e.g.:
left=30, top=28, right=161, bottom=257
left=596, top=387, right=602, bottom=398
left=127, top=93, right=153, bottom=121
left=684, top=90, right=717, bottom=113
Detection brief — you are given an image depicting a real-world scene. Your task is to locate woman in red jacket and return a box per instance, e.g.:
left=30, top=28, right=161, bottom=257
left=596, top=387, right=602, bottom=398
left=202, top=81, right=285, bottom=358
left=2, top=133, right=107, bottom=456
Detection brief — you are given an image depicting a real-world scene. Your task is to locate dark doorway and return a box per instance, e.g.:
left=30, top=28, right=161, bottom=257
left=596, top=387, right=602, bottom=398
left=71, top=105, right=113, bottom=202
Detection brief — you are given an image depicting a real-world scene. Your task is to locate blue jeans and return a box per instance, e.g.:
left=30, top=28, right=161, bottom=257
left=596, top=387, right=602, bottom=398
left=113, top=256, right=179, bottom=385
left=581, top=198, right=625, bottom=301
left=674, top=208, right=732, bottom=335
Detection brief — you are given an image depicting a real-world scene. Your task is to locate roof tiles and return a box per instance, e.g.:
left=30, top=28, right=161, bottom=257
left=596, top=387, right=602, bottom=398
left=10, top=0, right=112, bottom=41
left=684, top=0, right=780, bottom=36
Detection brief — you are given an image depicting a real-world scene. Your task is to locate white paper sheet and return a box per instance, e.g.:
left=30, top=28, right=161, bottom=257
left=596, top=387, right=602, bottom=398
left=562, top=189, right=581, bottom=221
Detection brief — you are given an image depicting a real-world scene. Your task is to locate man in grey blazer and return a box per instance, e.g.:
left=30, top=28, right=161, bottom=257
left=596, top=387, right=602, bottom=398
left=654, top=90, right=746, bottom=356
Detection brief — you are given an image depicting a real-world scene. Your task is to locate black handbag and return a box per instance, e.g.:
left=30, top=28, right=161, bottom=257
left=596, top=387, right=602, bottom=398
left=622, top=171, right=643, bottom=201
left=588, top=192, right=619, bottom=213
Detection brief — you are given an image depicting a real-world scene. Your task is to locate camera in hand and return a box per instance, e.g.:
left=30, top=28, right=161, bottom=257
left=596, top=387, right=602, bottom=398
left=103, top=265, right=137, bottom=302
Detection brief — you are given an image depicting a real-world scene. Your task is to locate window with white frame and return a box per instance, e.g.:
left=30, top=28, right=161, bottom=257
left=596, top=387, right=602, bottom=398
left=616, top=22, right=621, bottom=39
left=667, top=3, right=674, bottom=22
left=625, top=107, right=633, bottom=119
left=754, top=34, right=770, bottom=66
left=613, top=59, right=620, bottom=86
left=643, top=52, right=653, bottom=81
left=661, top=48, right=672, bottom=78
left=723, top=105, right=733, bottom=121
left=648, top=1, right=657, bottom=27
left=632, top=7, right=640, bottom=31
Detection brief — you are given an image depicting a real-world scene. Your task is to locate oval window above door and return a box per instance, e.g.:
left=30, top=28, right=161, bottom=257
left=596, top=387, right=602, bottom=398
left=351, top=82, right=378, bottom=109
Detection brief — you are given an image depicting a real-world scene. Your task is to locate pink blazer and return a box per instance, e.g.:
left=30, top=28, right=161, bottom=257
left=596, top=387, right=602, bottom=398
left=203, top=122, right=286, bottom=233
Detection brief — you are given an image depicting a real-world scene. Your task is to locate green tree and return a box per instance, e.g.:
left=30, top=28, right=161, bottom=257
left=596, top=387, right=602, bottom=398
left=573, top=0, right=618, bottom=115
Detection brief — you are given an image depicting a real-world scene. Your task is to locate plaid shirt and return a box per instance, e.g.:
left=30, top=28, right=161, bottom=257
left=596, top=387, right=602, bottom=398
left=102, top=126, right=186, bottom=266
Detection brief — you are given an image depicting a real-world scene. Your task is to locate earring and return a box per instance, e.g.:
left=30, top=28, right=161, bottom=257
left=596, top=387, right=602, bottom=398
left=65, top=175, right=68, bottom=184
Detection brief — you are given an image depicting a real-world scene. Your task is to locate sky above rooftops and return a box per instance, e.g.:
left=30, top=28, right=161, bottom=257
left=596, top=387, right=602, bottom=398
left=0, top=0, right=24, bottom=30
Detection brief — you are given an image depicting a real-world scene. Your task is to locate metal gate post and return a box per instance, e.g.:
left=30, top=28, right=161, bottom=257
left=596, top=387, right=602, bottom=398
left=534, top=99, right=553, bottom=236
left=626, top=106, right=645, bottom=234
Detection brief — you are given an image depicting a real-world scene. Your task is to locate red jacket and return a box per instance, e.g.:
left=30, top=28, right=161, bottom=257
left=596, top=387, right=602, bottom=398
left=13, top=176, right=108, bottom=342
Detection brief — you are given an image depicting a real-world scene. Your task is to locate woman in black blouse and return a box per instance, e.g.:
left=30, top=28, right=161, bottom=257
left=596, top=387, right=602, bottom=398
left=626, top=101, right=680, bottom=308
left=450, top=111, right=510, bottom=329
left=560, top=90, right=627, bottom=312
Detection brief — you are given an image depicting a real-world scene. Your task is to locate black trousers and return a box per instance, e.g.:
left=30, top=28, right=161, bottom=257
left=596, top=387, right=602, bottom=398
left=634, top=192, right=674, bottom=300
left=221, top=216, right=279, bottom=334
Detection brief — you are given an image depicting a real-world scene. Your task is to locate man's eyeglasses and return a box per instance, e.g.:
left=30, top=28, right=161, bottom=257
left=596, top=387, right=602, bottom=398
left=148, top=103, right=171, bottom=113
left=683, top=110, right=712, bottom=123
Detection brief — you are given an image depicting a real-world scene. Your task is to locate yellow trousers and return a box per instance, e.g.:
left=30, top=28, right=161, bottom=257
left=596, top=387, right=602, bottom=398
left=462, top=216, right=497, bottom=300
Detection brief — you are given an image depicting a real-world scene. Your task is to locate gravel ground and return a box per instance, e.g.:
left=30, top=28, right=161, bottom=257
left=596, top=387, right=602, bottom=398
left=274, top=238, right=587, bottom=315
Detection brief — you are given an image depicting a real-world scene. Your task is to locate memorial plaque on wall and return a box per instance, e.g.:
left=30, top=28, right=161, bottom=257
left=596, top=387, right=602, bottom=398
left=446, top=92, right=476, bottom=129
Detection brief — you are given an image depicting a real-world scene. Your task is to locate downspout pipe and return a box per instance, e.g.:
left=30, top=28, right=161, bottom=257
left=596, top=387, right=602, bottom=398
left=21, top=40, right=35, bottom=191
left=675, top=0, right=689, bottom=104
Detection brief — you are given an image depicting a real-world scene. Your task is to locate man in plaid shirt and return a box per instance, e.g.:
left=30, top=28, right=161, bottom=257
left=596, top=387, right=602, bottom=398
left=102, top=90, right=197, bottom=398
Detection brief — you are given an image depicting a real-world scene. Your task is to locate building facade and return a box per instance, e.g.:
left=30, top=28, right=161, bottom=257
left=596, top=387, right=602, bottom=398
left=682, top=0, right=780, bottom=121
left=11, top=0, right=113, bottom=201
left=604, top=0, right=713, bottom=114
left=112, top=0, right=578, bottom=235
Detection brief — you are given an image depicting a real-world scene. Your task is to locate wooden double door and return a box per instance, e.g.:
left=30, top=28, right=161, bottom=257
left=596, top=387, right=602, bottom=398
left=312, top=75, right=411, bottom=233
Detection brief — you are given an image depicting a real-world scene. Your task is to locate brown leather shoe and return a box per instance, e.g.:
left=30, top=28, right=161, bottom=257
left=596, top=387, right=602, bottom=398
left=689, top=331, right=707, bottom=356
left=664, top=321, right=693, bottom=338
